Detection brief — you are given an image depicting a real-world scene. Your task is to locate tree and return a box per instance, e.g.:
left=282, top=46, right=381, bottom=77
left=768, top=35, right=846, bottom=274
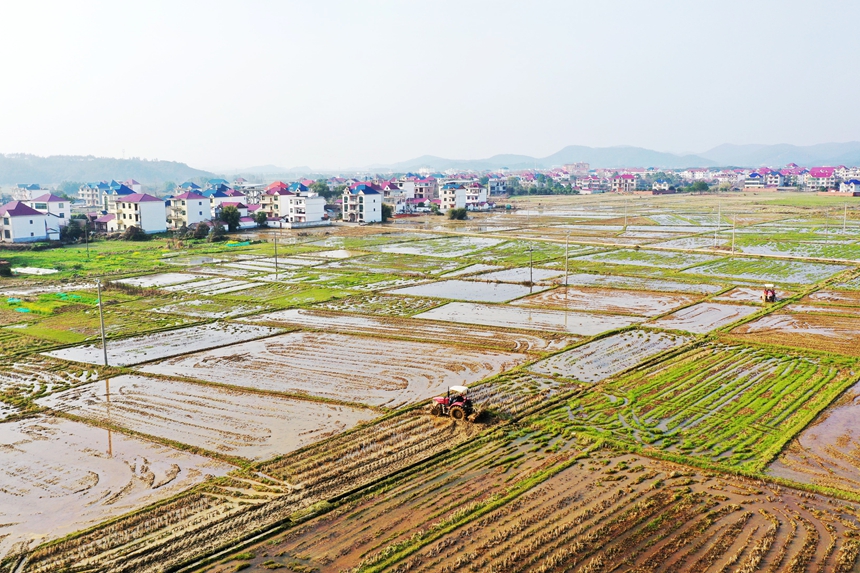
left=208, top=222, right=227, bottom=242
left=60, top=219, right=84, bottom=242
left=176, top=223, right=189, bottom=238
left=381, top=203, right=393, bottom=222
left=192, top=223, right=210, bottom=240
left=430, top=202, right=441, bottom=215
left=447, top=207, right=468, bottom=220
left=691, top=181, right=709, bottom=192
left=253, top=210, right=269, bottom=228
left=479, top=176, right=489, bottom=186
left=310, top=180, right=332, bottom=200
left=219, top=205, right=241, bottom=231
left=57, top=181, right=83, bottom=197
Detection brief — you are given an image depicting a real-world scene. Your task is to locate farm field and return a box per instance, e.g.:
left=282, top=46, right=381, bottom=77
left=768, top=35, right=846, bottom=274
left=558, top=343, right=855, bottom=470
left=137, top=331, right=526, bottom=408
left=415, top=301, right=644, bottom=334
left=38, top=374, right=378, bottom=461
left=240, top=308, right=578, bottom=353
left=511, top=285, right=699, bottom=316
left=6, top=193, right=860, bottom=572
left=0, top=415, right=232, bottom=558
left=44, top=322, right=283, bottom=366
left=386, top=278, right=549, bottom=302
left=730, top=312, right=860, bottom=356
left=649, top=301, right=759, bottom=333
left=529, top=330, right=693, bottom=382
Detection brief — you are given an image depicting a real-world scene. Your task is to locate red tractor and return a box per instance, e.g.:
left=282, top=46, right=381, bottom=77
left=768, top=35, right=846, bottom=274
left=762, top=283, right=777, bottom=303
left=430, top=385, right=475, bottom=421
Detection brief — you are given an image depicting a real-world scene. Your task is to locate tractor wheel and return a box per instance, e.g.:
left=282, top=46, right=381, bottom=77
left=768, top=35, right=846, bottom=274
left=450, top=406, right=466, bottom=421
left=430, top=404, right=442, bottom=416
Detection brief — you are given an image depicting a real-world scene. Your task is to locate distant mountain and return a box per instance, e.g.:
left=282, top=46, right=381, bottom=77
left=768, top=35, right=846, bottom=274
left=0, top=154, right=212, bottom=185
left=372, top=146, right=715, bottom=172
left=698, top=142, right=860, bottom=167
left=225, top=164, right=315, bottom=176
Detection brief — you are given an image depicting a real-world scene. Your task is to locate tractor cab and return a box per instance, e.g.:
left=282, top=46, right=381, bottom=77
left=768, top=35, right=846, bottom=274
left=762, top=283, right=777, bottom=303
left=430, top=385, right=474, bottom=420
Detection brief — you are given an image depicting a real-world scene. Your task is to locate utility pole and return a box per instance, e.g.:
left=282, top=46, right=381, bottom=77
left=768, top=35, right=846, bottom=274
left=529, top=243, right=533, bottom=292
left=96, top=279, right=108, bottom=366
left=714, top=201, right=721, bottom=248
left=731, top=214, right=736, bottom=255
left=564, top=232, right=570, bottom=288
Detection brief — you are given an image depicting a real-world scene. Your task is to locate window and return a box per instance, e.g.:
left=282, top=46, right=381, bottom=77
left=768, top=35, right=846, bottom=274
left=59, top=213, right=64, bottom=218
left=59, top=203, right=64, bottom=208
left=199, top=211, right=203, bottom=216
left=29, top=220, right=33, bottom=224
left=3, top=230, right=8, bottom=238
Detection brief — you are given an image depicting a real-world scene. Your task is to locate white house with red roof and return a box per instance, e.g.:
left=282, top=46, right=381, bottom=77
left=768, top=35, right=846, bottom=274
left=166, top=192, right=209, bottom=228
left=27, top=193, right=71, bottom=226
left=611, top=174, right=636, bottom=193
left=577, top=176, right=606, bottom=194
left=110, top=193, right=167, bottom=234
left=806, top=167, right=837, bottom=190
left=0, top=201, right=59, bottom=242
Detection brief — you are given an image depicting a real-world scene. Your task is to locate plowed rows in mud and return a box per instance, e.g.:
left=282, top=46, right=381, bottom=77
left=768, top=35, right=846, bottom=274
left=38, top=375, right=377, bottom=461
left=207, top=435, right=860, bottom=573
left=731, top=313, right=860, bottom=356
left=17, top=413, right=480, bottom=573
left=138, top=331, right=525, bottom=408
left=240, top=308, right=578, bottom=353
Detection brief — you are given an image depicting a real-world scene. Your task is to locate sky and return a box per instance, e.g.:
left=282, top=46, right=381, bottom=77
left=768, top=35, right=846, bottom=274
left=0, top=0, right=857, bottom=171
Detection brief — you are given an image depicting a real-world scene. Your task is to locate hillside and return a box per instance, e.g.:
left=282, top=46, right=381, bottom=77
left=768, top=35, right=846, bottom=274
left=0, top=154, right=213, bottom=185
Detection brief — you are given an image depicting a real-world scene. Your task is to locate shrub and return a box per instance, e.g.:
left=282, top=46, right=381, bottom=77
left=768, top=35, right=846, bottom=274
left=121, top=225, right=148, bottom=241
left=208, top=222, right=228, bottom=242
left=447, top=207, right=468, bottom=220
left=192, top=223, right=210, bottom=240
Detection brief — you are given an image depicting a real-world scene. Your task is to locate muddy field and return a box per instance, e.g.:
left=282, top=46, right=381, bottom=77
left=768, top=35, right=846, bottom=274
left=0, top=416, right=231, bottom=558
left=38, top=375, right=378, bottom=460
left=650, top=301, right=759, bottom=333
left=387, top=278, right=549, bottom=302
left=137, top=331, right=525, bottom=408
left=44, top=322, right=282, bottom=366
left=415, top=301, right=644, bottom=334
left=512, top=285, right=699, bottom=317
left=731, top=312, right=860, bottom=356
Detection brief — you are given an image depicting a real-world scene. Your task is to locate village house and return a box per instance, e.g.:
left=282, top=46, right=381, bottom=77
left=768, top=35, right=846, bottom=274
left=652, top=179, right=671, bottom=191
left=166, top=191, right=208, bottom=228
left=840, top=179, right=860, bottom=194
left=440, top=182, right=467, bottom=211
left=110, top=193, right=167, bottom=234
left=0, top=201, right=59, bottom=242
left=342, top=184, right=382, bottom=223
left=27, top=193, right=70, bottom=226
left=806, top=167, right=837, bottom=190
left=611, top=174, right=636, bottom=193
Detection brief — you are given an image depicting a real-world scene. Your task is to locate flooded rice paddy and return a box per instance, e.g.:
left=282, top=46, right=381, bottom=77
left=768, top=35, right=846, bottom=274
left=529, top=330, right=692, bottom=383
left=386, top=279, right=549, bottom=302
left=649, top=302, right=759, bottom=333
left=731, top=312, right=860, bottom=355
left=44, top=322, right=282, bottom=366
left=38, top=375, right=377, bottom=460
left=368, top=236, right=503, bottom=258
left=0, top=416, right=231, bottom=556
left=137, top=331, right=525, bottom=408
left=414, top=301, right=643, bottom=334
left=240, top=308, right=577, bottom=353
left=511, top=286, right=698, bottom=317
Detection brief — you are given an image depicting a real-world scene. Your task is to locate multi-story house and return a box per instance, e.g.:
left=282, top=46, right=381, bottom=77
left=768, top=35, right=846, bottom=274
left=464, top=182, right=488, bottom=209
left=283, top=193, right=326, bottom=224
left=839, top=179, right=860, bottom=194
left=342, top=184, right=382, bottom=223
left=806, top=167, right=837, bottom=190
left=764, top=172, right=785, bottom=187
left=440, top=183, right=466, bottom=211
left=611, top=174, right=636, bottom=193
left=111, top=193, right=167, bottom=234
left=413, top=178, right=438, bottom=200
left=261, top=187, right=294, bottom=218
left=28, top=193, right=70, bottom=226
left=166, top=191, right=209, bottom=228
left=0, top=201, right=58, bottom=242
left=652, top=180, right=671, bottom=191
left=744, top=173, right=765, bottom=189
left=577, top=176, right=606, bottom=194
left=487, top=177, right=508, bottom=195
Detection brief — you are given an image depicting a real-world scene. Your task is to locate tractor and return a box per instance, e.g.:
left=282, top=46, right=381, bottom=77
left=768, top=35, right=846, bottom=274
left=762, top=284, right=777, bottom=303
left=430, top=385, right=475, bottom=421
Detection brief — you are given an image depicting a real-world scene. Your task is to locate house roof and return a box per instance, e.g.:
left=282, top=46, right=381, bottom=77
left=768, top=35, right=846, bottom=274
left=219, top=202, right=247, bottom=209
left=124, top=179, right=140, bottom=185
left=123, top=193, right=162, bottom=203
left=266, top=181, right=288, bottom=190
left=0, top=201, right=44, bottom=217
left=266, top=188, right=294, bottom=196
left=809, top=167, right=836, bottom=178
left=96, top=213, right=116, bottom=223
left=180, top=182, right=202, bottom=189
left=30, top=193, right=65, bottom=203
left=171, top=191, right=207, bottom=200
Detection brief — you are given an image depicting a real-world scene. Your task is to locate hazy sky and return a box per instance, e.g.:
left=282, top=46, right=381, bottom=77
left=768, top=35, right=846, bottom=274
left=1, top=0, right=857, bottom=170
